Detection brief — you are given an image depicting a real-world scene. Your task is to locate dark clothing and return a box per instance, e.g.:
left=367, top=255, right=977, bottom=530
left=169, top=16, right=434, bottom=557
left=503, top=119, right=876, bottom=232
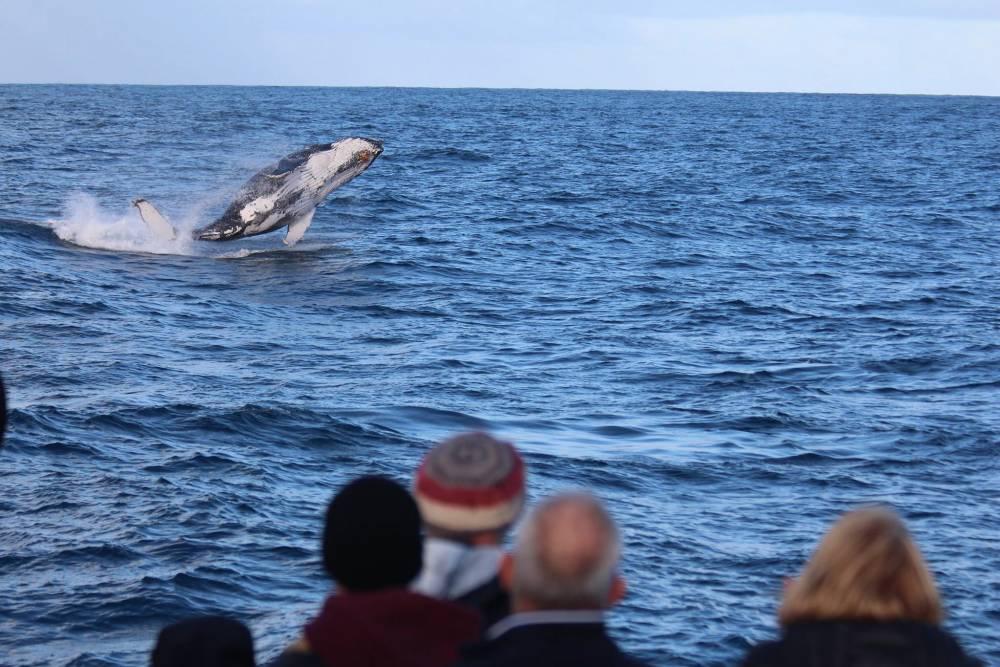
left=152, top=616, right=255, bottom=667
left=454, top=575, right=511, bottom=630
left=412, top=538, right=509, bottom=631
left=455, top=612, right=650, bottom=667
left=269, top=652, right=321, bottom=667
left=273, top=589, right=480, bottom=667
left=742, top=620, right=982, bottom=667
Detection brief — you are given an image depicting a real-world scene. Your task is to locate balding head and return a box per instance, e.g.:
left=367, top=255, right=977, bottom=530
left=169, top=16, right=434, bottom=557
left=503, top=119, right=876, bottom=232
left=509, top=493, right=621, bottom=610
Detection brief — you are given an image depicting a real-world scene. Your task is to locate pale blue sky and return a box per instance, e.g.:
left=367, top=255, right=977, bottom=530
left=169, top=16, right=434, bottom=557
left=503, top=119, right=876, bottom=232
left=3, top=0, right=999, bottom=94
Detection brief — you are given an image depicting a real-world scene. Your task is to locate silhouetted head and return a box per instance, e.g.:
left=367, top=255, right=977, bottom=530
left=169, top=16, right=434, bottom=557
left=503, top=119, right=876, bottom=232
left=151, top=616, right=255, bottom=667
left=414, top=431, right=526, bottom=543
left=779, top=506, right=943, bottom=625
left=322, top=476, right=423, bottom=592
left=504, top=492, right=625, bottom=611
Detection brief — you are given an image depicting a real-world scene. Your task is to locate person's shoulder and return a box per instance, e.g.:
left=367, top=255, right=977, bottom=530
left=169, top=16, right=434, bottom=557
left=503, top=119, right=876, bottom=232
left=617, top=652, right=654, bottom=667
left=456, top=645, right=651, bottom=667
left=456, top=624, right=652, bottom=667
left=409, top=589, right=484, bottom=629
left=453, top=628, right=545, bottom=667
left=918, top=624, right=984, bottom=666
left=452, top=637, right=506, bottom=667
left=740, top=620, right=983, bottom=667
left=266, top=636, right=326, bottom=667
left=267, top=649, right=325, bottom=667
left=454, top=575, right=510, bottom=629
left=740, top=638, right=785, bottom=667
left=739, top=622, right=836, bottom=667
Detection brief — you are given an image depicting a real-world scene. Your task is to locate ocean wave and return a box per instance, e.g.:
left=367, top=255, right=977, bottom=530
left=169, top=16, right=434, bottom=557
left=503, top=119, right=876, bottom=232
left=412, top=147, right=491, bottom=162
left=3, top=86, right=999, bottom=667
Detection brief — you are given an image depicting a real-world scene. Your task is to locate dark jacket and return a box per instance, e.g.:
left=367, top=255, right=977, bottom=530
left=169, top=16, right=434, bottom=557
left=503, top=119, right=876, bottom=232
left=742, top=620, right=982, bottom=667
left=454, top=575, right=511, bottom=630
left=412, top=539, right=510, bottom=630
left=270, top=589, right=480, bottom=667
left=455, top=612, right=650, bottom=667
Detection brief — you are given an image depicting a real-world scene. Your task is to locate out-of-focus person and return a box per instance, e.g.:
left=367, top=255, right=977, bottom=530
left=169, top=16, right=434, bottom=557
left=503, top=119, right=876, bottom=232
left=271, top=476, right=480, bottom=667
left=455, top=492, right=649, bottom=667
left=742, top=506, right=982, bottom=667
left=412, top=431, right=526, bottom=627
left=151, top=616, right=255, bottom=667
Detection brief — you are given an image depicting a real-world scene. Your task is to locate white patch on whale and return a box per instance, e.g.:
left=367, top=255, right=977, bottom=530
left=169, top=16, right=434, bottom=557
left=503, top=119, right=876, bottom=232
left=239, top=196, right=276, bottom=222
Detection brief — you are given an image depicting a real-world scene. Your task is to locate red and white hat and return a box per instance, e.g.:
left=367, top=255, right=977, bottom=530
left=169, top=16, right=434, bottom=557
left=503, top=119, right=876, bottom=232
left=414, top=432, right=526, bottom=533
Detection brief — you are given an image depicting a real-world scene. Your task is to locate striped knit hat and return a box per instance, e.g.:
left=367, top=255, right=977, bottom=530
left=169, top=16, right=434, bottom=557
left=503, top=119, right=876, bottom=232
left=414, top=432, right=526, bottom=534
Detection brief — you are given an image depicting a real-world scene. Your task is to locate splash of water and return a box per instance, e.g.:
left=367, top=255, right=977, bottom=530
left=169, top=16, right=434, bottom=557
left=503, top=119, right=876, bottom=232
left=50, top=193, right=200, bottom=255
left=47, top=193, right=322, bottom=258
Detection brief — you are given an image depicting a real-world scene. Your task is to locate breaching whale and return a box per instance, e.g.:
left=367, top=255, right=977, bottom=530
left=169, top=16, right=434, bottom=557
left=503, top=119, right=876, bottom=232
left=133, top=137, right=383, bottom=246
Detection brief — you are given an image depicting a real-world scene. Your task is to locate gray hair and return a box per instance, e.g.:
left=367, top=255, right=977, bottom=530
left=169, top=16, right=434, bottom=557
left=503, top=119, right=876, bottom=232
left=512, top=492, right=621, bottom=609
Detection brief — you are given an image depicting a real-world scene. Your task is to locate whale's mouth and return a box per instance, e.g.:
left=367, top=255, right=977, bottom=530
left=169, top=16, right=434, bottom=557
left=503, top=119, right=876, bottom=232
left=195, top=223, right=243, bottom=241
left=335, top=139, right=384, bottom=178
left=359, top=140, right=384, bottom=164
left=360, top=137, right=384, bottom=159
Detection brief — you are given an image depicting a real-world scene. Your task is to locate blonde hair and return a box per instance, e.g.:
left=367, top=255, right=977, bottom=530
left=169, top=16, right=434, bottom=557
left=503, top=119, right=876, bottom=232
left=779, top=507, right=943, bottom=625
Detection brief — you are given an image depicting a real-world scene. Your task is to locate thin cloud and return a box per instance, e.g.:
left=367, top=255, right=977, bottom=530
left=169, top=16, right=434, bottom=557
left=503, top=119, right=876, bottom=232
left=0, top=1, right=998, bottom=94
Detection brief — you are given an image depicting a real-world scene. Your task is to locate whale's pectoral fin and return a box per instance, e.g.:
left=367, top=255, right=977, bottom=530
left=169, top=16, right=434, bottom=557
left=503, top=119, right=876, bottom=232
left=132, top=198, right=177, bottom=241
left=283, top=210, right=315, bottom=247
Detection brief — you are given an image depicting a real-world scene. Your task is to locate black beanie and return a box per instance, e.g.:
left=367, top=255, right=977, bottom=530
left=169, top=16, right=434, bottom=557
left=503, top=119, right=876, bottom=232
left=322, top=476, right=423, bottom=592
left=151, top=616, right=255, bottom=667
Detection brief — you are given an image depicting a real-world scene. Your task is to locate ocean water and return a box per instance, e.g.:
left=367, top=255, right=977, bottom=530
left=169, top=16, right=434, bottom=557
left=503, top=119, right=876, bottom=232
left=0, top=85, right=997, bottom=666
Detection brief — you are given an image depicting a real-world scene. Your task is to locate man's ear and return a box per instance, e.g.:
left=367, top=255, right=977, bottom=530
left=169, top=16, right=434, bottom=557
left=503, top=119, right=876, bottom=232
left=499, top=552, right=514, bottom=591
left=608, top=574, right=627, bottom=606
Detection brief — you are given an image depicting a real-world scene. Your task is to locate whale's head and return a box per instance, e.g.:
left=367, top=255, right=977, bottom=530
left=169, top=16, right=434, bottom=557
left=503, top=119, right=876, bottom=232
left=312, top=137, right=384, bottom=187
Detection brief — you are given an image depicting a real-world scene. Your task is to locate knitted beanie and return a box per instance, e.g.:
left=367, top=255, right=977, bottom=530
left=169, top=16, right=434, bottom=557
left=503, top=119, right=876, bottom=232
left=322, top=476, right=423, bottom=592
left=414, top=432, right=526, bottom=534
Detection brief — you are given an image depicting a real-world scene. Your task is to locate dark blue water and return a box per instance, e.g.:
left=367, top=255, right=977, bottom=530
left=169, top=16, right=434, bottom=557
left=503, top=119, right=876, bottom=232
left=1, top=85, right=998, bottom=666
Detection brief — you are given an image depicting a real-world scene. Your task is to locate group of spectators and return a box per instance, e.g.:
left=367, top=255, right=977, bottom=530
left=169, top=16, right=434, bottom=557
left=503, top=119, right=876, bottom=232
left=150, top=432, right=981, bottom=667
left=0, top=377, right=983, bottom=666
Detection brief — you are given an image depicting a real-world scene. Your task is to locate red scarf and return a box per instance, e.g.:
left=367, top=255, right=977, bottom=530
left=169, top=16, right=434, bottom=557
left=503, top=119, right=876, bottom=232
left=305, top=589, right=481, bottom=667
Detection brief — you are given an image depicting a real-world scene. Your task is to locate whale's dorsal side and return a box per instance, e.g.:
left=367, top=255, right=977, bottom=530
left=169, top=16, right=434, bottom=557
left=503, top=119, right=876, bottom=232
left=132, top=199, right=177, bottom=241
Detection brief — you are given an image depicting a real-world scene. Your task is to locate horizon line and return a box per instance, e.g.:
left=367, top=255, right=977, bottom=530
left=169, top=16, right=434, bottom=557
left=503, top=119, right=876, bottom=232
left=1, top=81, right=997, bottom=99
